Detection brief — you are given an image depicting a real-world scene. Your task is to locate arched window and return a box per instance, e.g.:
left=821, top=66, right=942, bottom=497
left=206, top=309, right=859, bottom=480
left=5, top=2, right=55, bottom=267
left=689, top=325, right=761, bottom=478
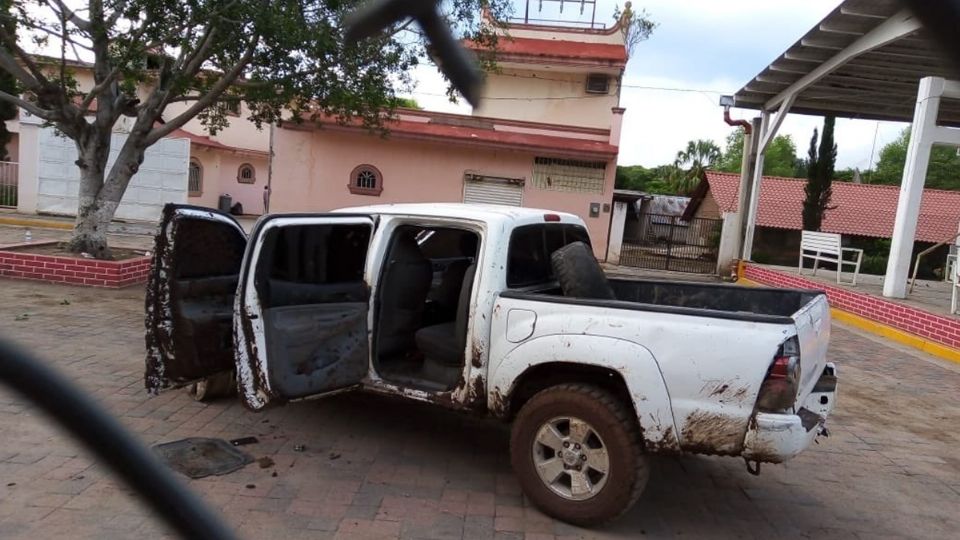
left=237, top=163, right=256, bottom=184
left=348, top=164, right=383, bottom=196
left=188, top=159, right=203, bottom=196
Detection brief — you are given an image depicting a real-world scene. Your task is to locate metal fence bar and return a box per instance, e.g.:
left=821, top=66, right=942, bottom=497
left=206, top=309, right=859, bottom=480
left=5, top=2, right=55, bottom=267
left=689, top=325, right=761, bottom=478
left=0, top=161, right=18, bottom=208
left=619, top=212, right=723, bottom=274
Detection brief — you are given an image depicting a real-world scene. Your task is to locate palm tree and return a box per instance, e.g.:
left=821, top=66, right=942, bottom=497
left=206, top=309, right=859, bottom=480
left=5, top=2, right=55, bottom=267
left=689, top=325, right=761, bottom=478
left=673, top=140, right=722, bottom=194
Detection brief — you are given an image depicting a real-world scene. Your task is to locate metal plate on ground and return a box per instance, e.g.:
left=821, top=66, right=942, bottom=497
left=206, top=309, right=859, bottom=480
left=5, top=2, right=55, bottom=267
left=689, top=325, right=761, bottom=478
left=152, top=437, right=254, bottom=479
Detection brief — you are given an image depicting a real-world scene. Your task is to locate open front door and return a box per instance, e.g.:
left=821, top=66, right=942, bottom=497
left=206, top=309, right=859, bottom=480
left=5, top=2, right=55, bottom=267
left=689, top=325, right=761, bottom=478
left=145, top=204, right=247, bottom=393
left=235, top=214, right=375, bottom=410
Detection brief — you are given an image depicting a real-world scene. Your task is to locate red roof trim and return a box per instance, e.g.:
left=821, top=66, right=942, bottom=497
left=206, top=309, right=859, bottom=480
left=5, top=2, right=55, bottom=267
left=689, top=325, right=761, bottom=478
left=170, top=128, right=268, bottom=157
left=286, top=116, right=618, bottom=159
left=465, top=37, right=627, bottom=64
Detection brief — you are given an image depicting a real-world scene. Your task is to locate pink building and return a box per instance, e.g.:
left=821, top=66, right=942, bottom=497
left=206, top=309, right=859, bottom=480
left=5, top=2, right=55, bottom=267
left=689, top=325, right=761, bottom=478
left=269, top=12, right=630, bottom=258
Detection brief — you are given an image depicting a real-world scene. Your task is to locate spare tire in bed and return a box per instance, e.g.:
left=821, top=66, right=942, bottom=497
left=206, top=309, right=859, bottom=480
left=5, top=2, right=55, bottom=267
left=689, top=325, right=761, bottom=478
left=550, top=241, right=615, bottom=300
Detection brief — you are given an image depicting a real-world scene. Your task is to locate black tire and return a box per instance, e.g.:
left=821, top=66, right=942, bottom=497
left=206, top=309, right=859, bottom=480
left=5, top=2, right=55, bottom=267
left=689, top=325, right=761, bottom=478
left=187, top=371, right=236, bottom=402
left=510, top=384, right=649, bottom=526
left=550, top=242, right=615, bottom=299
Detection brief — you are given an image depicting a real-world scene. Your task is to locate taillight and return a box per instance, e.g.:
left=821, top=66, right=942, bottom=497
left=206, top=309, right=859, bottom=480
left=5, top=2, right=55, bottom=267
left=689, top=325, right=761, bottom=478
left=756, top=337, right=801, bottom=412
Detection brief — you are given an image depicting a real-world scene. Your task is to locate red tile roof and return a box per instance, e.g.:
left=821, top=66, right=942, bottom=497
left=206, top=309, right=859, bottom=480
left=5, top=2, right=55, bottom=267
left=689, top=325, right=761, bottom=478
left=465, top=37, right=627, bottom=64
left=169, top=128, right=233, bottom=150
left=704, top=171, right=960, bottom=243
left=169, top=128, right=268, bottom=157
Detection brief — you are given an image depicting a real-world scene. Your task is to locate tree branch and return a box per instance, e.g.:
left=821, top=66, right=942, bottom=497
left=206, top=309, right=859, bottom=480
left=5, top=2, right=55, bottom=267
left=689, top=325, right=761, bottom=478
left=145, top=35, right=260, bottom=145
left=0, top=47, right=42, bottom=90
left=47, top=0, right=93, bottom=32
left=178, top=25, right=217, bottom=78
left=0, top=90, right=52, bottom=120
left=14, top=18, right=95, bottom=51
left=79, top=67, right=120, bottom=112
left=0, top=27, right=50, bottom=87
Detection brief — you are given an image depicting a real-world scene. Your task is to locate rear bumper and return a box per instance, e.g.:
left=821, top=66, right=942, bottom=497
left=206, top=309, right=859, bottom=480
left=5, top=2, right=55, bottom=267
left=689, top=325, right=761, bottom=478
left=742, top=363, right=837, bottom=463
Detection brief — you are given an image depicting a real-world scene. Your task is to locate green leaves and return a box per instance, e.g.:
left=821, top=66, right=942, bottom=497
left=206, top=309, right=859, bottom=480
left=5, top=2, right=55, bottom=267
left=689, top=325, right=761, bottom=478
left=802, top=116, right=836, bottom=232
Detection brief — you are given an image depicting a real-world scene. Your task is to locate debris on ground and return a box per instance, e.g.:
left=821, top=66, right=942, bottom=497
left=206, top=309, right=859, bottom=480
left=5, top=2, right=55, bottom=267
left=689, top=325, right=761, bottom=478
left=229, top=436, right=259, bottom=446
left=14, top=314, right=29, bottom=321
left=293, top=444, right=305, bottom=452
left=59, top=299, right=70, bottom=305
left=257, top=456, right=275, bottom=469
left=328, top=452, right=341, bottom=460
left=152, top=437, right=254, bottom=479
left=245, top=484, right=255, bottom=489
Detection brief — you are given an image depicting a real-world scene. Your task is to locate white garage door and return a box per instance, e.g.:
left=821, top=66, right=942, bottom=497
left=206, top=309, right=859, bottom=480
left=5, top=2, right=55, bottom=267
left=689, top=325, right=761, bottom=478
left=36, top=127, right=189, bottom=221
left=463, top=177, right=523, bottom=206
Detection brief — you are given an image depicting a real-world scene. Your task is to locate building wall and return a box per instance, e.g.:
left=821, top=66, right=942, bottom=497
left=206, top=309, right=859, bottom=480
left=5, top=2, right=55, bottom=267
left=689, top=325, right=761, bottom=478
left=166, top=101, right=269, bottom=152
left=473, top=68, right=619, bottom=130
left=5, top=132, right=18, bottom=162
left=270, top=127, right=616, bottom=257
left=188, top=147, right=268, bottom=215
left=693, top=191, right=722, bottom=220
left=33, top=126, right=189, bottom=221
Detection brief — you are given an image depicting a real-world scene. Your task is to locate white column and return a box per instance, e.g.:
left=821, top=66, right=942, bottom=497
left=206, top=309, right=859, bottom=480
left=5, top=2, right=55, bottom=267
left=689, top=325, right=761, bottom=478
left=716, top=212, right=739, bottom=275
left=16, top=112, right=42, bottom=215
left=733, top=117, right=761, bottom=259
left=606, top=200, right=628, bottom=265
left=883, top=77, right=943, bottom=298
left=742, top=111, right=770, bottom=261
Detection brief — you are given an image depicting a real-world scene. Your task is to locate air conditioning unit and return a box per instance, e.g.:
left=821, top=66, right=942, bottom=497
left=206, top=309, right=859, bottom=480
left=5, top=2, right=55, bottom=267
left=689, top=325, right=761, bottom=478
left=585, top=74, right=610, bottom=94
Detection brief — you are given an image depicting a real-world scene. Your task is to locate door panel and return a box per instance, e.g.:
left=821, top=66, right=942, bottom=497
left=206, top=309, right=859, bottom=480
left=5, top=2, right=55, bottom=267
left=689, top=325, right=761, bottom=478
left=144, top=205, right=246, bottom=393
left=264, top=303, right=369, bottom=398
left=235, top=215, right=374, bottom=409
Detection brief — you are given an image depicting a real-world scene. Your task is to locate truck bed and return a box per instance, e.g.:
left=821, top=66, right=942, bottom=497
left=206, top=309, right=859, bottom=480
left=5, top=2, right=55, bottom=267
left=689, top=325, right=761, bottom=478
left=502, top=278, right=825, bottom=324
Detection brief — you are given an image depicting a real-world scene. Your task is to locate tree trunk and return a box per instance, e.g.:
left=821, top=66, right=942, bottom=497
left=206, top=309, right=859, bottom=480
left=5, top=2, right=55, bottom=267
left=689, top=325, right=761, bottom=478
left=67, top=127, right=116, bottom=259
left=68, top=190, right=118, bottom=259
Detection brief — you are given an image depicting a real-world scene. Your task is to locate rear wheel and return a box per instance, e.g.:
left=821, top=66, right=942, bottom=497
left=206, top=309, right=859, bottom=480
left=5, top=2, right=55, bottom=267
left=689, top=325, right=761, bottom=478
left=187, top=371, right=236, bottom=402
left=510, top=384, right=649, bottom=526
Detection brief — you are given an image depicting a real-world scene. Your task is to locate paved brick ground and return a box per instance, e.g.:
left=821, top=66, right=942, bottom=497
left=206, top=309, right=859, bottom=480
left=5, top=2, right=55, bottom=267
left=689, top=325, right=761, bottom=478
left=0, top=274, right=959, bottom=538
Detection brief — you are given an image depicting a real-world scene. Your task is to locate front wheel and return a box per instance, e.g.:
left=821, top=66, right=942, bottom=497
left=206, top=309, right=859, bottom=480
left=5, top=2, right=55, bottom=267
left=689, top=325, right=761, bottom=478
left=510, top=384, right=649, bottom=526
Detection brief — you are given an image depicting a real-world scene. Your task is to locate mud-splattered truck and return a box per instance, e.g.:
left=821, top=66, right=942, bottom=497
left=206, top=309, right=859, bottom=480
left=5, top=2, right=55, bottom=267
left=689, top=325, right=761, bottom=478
left=144, top=202, right=837, bottom=525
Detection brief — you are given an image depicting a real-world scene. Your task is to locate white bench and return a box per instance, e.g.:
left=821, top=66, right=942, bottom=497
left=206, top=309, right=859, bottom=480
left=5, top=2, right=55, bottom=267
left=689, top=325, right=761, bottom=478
left=798, top=231, right=864, bottom=285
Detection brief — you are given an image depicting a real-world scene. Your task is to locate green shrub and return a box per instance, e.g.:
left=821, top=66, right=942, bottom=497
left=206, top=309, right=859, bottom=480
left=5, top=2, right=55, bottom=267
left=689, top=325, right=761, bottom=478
left=752, top=251, right=774, bottom=265
left=860, top=254, right=888, bottom=275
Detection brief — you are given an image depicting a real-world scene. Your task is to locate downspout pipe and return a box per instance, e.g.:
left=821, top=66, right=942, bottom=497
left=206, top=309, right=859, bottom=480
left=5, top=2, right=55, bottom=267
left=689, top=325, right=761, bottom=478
left=724, top=106, right=752, bottom=134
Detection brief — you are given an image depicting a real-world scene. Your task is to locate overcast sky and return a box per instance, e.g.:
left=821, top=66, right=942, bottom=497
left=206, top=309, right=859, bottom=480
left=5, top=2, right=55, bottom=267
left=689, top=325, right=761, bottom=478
left=409, top=0, right=910, bottom=170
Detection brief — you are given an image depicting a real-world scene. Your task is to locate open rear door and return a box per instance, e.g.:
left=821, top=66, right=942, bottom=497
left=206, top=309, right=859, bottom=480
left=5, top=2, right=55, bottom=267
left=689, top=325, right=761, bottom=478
left=145, top=204, right=247, bottom=393
left=234, top=214, right=375, bottom=410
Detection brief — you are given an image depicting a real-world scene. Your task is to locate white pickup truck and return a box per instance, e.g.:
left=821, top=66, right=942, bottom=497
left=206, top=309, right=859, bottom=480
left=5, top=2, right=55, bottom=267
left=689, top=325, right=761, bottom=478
left=144, top=202, right=837, bottom=525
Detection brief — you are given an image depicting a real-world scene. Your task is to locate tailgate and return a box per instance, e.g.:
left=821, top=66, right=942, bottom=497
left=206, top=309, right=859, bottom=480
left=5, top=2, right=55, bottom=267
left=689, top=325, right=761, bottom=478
left=791, top=293, right=831, bottom=401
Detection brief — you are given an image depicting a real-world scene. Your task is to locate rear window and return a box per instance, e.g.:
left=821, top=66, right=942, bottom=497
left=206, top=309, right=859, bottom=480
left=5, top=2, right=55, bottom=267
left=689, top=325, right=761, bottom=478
left=507, top=224, right=591, bottom=288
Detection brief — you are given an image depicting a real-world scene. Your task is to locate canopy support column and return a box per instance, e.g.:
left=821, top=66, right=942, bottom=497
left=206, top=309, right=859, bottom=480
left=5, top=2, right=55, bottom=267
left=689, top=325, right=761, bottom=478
left=884, top=77, right=960, bottom=297
left=742, top=94, right=795, bottom=261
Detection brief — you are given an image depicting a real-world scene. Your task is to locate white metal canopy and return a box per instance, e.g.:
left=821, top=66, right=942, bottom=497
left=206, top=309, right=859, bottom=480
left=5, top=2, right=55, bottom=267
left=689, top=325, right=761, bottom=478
left=729, top=0, right=960, bottom=299
left=733, top=0, right=960, bottom=126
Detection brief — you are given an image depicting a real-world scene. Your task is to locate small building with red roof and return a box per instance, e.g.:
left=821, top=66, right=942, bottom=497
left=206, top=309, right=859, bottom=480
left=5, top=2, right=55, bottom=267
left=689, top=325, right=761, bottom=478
left=684, top=171, right=960, bottom=271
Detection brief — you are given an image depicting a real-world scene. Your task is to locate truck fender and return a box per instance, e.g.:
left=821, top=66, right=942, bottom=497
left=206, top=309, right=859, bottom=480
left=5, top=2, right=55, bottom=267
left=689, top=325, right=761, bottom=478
left=489, top=334, right=680, bottom=453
